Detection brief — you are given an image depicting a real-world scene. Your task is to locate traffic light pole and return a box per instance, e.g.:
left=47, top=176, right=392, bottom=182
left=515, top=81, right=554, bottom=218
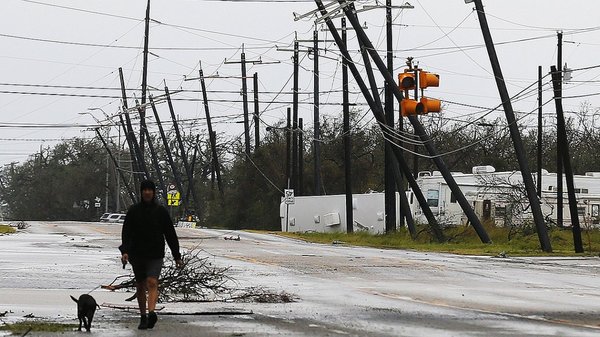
left=331, top=0, right=488, bottom=243
left=472, top=0, right=551, bottom=251
left=315, top=0, right=443, bottom=241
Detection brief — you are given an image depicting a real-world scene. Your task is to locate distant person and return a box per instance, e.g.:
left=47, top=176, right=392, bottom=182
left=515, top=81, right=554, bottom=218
left=119, top=179, right=183, bottom=330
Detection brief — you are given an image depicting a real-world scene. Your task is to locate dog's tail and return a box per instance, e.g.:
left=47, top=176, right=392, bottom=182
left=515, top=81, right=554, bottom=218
left=70, top=295, right=78, bottom=304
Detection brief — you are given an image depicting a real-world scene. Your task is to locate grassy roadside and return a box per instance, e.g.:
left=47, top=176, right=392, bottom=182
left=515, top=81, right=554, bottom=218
left=275, top=224, right=600, bottom=257
left=0, top=321, right=78, bottom=334
left=0, top=224, right=15, bottom=234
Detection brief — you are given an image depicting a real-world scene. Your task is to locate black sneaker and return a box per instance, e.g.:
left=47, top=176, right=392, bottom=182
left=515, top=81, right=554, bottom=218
left=138, top=314, right=148, bottom=330
left=148, top=311, right=158, bottom=329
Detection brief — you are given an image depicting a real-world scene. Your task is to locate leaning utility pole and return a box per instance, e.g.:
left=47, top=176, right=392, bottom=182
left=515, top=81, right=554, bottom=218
left=342, top=18, right=354, bottom=234
left=118, top=68, right=144, bottom=186
left=471, top=0, right=550, bottom=251
left=150, top=96, right=185, bottom=203
left=165, top=86, right=198, bottom=213
left=551, top=66, right=583, bottom=253
left=139, top=0, right=151, bottom=158
left=199, top=66, right=224, bottom=197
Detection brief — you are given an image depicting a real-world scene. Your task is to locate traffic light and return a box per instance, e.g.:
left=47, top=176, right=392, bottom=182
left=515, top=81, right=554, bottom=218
left=398, top=68, right=442, bottom=116
left=401, top=98, right=423, bottom=117
left=419, top=71, right=439, bottom=89
left=398, top=72, right=415, bottom=91
left=420, top=97, right=441, bottom=113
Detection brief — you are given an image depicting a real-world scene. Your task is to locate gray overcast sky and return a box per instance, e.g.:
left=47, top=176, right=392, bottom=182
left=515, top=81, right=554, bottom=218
left=1, top=0, right=599, bottom=166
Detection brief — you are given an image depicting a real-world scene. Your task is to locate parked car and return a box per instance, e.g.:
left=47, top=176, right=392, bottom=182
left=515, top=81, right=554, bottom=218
left=99, top=213, right=111, bottom=222
left=106, top=213, right=126, bottom=223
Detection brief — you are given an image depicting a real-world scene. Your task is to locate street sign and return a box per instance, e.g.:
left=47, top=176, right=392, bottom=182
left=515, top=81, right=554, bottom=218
left=94, top=197, right=101, bottom=203
left=94, top=202, right=101, bottom=208
left=168, top=184, right=176, bottom=191
left=167, top=190, right=181, bottom=207
left=284, top=189, right=295, bottom=205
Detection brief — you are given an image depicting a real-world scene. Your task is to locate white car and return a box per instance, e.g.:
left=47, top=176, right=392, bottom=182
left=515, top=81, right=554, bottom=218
left=99, top=213, right=111, bottom=222
left=106, top=213, right=126, bottom=223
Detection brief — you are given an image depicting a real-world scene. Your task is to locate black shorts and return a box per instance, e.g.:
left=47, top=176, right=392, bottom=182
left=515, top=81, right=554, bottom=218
left=129, top=256, right=163, bottom=282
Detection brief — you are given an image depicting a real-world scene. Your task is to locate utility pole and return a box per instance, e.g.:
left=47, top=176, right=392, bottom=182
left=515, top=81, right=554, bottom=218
left=241, top=49, right=251, bottom=155
left=150, top=96, right=185, bottom=207
left=139, top=0, right=151, bottom=158
left=286, top=107, right=292, bottom=189
left=118, top=68, right=143, bottom=187
left=384, top=0, right=396, bottom=232
left=224, top=45, right=262, bottom=155
left=199, top=66, right=224, bottom=197
left=313, top=29, right=322, bottom=195
left=299, top=118, right=304, bottom=196
left=537, top=65, right=543, bottom=197
left=342, top=17, right=353, bottom=234
left=556, top=31, right=564, bottom=228
left=165, top=86, right=198, bottom=213
left=292, top=41, right=300, bottom=191
left=253, top=72, right=260, bottom=150
left=551, top=65, right=583, bottom=253
left=95, top=129, right=137, bottom=205
left=471, top=0, right=550, bottom=251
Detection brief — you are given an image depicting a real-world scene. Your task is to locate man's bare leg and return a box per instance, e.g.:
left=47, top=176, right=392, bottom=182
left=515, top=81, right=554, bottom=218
left=135, top=281, right=149, bottom=329
left=146, top=277, right=159, bottom=328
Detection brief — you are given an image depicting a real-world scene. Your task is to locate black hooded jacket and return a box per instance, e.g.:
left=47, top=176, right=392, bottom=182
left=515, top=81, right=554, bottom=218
left=119, top=200, right=181, bottom=261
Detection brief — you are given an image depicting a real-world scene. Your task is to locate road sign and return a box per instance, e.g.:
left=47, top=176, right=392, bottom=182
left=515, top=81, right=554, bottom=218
left=94, top=197, right=101, bottom=203
left=168, top=184, right=176, bottom=191
left=284, top=189, right=295, bottom=205
left=94, top=202, right=101, bottom=208
left=167, top=190, right=181, bottom=207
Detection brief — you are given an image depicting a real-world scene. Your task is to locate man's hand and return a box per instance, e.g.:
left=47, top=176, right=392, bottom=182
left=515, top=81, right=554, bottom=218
left=175, top=259, right=183, bottom=269
left=121, top=253, right=129, bottom=268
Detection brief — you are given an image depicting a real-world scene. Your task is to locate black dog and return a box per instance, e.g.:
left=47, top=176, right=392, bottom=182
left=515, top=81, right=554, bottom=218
left=70, top=294, right=99, bottom=332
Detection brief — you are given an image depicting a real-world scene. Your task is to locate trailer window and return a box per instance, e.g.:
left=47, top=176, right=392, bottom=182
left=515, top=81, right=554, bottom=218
left=427, top=189, right=439, bottom=207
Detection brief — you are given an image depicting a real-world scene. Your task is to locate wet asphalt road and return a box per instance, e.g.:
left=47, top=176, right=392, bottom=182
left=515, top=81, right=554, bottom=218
left=1, top=221, right=600, bottom=336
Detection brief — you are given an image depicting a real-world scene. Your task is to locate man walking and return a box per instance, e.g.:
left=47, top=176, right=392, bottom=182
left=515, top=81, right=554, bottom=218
left=119, top=179, right=183, bottom=330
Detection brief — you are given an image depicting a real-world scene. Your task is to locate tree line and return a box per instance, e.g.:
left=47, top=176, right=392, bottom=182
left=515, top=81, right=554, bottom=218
left=1, top=102, right=599, bottom=229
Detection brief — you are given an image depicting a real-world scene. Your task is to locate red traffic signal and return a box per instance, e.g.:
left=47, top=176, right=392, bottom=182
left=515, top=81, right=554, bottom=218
left=419, top=71, right=439, bottom=89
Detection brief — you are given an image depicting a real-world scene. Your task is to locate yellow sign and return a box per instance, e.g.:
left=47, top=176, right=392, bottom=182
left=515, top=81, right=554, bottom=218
left=167, top=191, right=181, bottom=207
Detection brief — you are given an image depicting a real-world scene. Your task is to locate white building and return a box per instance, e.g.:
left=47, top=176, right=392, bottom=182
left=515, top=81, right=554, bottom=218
left=280, top=166, right=600, bottom=233
left=408, top=166, right=600, bottom=228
